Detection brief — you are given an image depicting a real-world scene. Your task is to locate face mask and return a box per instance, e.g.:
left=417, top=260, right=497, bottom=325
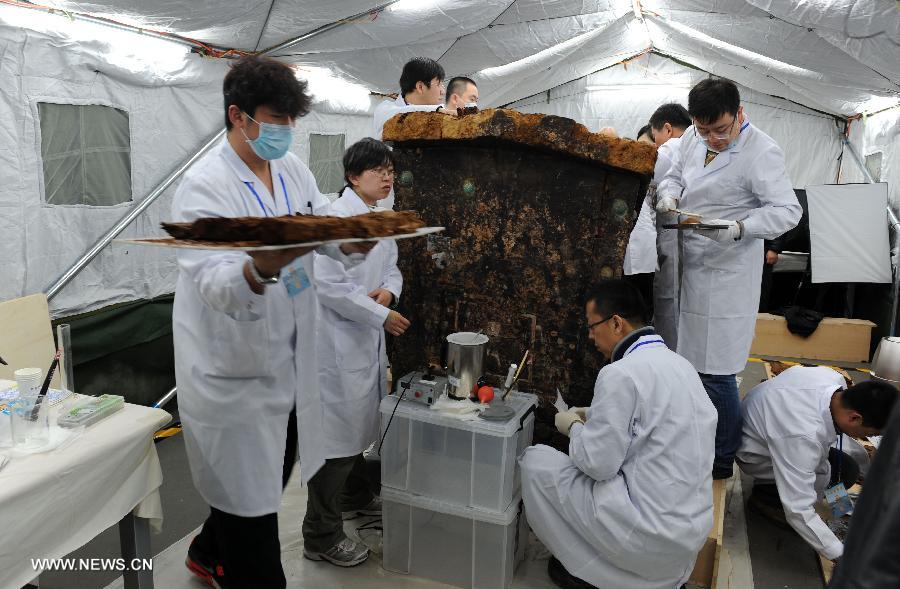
left=241, top=112, right=293, bottom=160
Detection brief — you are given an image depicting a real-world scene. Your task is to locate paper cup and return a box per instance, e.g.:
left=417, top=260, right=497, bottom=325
left=14, top=367, right=42, bottom=397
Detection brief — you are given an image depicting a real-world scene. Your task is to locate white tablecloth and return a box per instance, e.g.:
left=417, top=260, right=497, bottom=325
left=0, top=401, right=170, bottom=589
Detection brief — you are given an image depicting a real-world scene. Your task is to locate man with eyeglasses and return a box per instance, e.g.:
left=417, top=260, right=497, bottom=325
left=520, top=280, right=717, bottom=589
left=656, top=78, right=802, bottom=480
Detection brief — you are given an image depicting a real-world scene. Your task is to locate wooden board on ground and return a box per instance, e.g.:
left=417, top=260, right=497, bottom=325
left=0, top=293, right=60, bottom=389
left=689, top=478, right=727, bottom=587
left=819, top=554, right=835, bottom=583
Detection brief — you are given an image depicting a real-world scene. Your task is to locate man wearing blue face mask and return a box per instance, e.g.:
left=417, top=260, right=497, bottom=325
left=172, top=55, right=373, bottom=589
left=656, top=78, right=801, bottom=481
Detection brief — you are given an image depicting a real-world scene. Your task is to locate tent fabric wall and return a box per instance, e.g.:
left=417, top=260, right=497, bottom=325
left=0, top=23, right=377, bottom=317
left=38, top=1, right=900, bottom=117
left=0, top=24, right=227, bottom=318
left=508, top=53, right=842, bottom=189
left=1, top=1, right=897, bottom=318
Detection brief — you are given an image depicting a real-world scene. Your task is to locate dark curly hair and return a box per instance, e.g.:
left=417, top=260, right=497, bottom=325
left=223, top=56, right=311, bottom=130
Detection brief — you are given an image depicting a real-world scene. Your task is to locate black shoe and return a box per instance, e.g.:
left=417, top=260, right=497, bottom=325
left=547, top=556, right=598, bottom=589
left=712, top=464, right=734, bottom=480
left=186, top=536, right=228, bottom=589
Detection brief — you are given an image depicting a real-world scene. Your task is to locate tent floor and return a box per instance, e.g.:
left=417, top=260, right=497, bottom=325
left=38, top=358, right=868, bottom=589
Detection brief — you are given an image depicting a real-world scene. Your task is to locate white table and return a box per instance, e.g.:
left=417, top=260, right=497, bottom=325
left=0, top=400, right=170, bottom=589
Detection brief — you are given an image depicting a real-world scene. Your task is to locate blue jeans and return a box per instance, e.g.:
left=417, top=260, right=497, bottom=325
left=699, top=373, right=742, bottom=471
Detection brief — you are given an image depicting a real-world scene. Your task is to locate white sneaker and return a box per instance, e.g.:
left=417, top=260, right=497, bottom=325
left=303, top=537, right=369, bottom=567
left=341, top=496, right=382, bottom=521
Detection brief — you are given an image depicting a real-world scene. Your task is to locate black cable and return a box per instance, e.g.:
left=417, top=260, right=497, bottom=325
left=377, top=374, right=415, bottom=455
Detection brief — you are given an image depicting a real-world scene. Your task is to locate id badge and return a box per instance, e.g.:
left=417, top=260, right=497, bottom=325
left=282, top=259, right=311, bottom=297
left=824, top=482, right=853, bottom=518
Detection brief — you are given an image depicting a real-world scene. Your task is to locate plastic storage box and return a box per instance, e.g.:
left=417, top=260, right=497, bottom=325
left=380, top=392, right=536, bottom=513
left=382, top=486, right=527, bottom=589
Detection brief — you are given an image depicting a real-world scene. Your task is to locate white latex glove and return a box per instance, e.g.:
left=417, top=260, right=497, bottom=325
left=574, top=407, right=588, bottom=421
left=696, top=219, right=742, bottom=242
left=656, top=195, right=679, bottom=213
left=555, top=410, right=585, bottom=436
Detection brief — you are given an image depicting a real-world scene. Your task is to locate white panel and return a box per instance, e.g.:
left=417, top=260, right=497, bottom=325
left=807, top=183, right=891, bottom=283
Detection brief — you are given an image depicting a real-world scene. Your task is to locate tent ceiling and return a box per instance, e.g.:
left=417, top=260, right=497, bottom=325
left=32, top=0, right=900, bottom=116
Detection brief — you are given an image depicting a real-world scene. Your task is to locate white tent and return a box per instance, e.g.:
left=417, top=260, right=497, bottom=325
left=0, top=0, right=897, bottom=316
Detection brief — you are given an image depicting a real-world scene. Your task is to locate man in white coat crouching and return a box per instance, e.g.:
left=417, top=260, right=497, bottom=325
left=305, top=138, right=411, bottom=567
left=737, top=366, right=897, bottom=563
left=520, top=280, right=718, bottom=589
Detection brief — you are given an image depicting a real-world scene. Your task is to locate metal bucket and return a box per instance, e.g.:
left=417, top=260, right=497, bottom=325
left=872, top=337, right=900, bottom=386
left=446, top=332, right=489, bottom=399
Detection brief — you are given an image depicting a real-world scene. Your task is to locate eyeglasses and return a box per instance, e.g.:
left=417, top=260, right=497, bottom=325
left=694, top=116, right=736, bottom=141
left=586, top=316, right=613, bottom=331
left=366, top=167, right=395, bottom=178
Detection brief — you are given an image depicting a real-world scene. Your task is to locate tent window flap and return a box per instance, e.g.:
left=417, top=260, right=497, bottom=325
left=309, top=133, right=345, bottom=195
left=38, top=102, right=132, bottom=206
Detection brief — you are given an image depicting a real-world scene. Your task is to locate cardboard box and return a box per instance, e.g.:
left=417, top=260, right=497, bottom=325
left=750, top=313, right=875, bottom=363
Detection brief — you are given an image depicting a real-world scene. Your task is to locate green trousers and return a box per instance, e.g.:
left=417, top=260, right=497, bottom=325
left=302, top=454, right=375, bottom=552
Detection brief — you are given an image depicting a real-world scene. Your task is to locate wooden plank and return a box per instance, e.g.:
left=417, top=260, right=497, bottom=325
left=819, top=554, right=834, bottom=584
left=689, top=478, right=727, bottom=587
left=0, top=294, right=60, bottom=389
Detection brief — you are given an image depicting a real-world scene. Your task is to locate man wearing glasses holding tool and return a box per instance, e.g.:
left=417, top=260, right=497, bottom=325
left=656, top=78, right=801, bottom=480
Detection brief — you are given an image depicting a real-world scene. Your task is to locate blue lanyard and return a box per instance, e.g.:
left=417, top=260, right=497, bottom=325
left=834, top=432, right=843, bottom=485
left=739, top=121, right=750, bottom=133
left=243, top=173, right=291, bottom=217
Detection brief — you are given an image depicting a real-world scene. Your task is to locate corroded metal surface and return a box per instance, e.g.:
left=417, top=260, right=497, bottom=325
left=383, top=108, right=656, bottom=177
left=390, top=138, right=651, bottom=411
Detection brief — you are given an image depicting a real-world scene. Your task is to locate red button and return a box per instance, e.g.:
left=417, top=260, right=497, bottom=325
left=414, top=390, right=422, bottom=398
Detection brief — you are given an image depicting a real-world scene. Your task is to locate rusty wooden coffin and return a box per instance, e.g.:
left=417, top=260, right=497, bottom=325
left=384, top=108, right=655, bottom=410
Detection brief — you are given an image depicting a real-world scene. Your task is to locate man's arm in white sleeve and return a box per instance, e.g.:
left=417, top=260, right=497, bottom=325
left=381, top=242, right=402, bottom=304
left=769, top=434, right=844, bottom=559
left=568, top=365, right=638, bottom=482
left=656, top=136, right=687, bottom=200
left=740, top=144, right=802, bottom=239
left=314, top=253, right=390, bottom=328
left=172, top=176, right=266, bottom=318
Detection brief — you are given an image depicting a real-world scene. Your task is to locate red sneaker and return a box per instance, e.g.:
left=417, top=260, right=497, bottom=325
left=185, top=536, right=228, bottom=588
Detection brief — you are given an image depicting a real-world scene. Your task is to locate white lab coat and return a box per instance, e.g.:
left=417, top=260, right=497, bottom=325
left=372, top=95, right=443, bottom=210
left=737, top=366, right=849, bottom=559
left=623, top=197, right=658, bottom=276
left=623, top=138, right=682, bottom=348
left=172, top=139, right=351, bottom=517
left=658, top=119, right=801, bottom=374
left=520, top=332, right=718, bottom=589
left=315, top=188, right=402, bottom=459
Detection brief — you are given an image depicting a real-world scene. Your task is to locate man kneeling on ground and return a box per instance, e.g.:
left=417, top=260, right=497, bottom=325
left=520, top=280, right=718, bottom=589
left=738, top=366, right=898, bottom=562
